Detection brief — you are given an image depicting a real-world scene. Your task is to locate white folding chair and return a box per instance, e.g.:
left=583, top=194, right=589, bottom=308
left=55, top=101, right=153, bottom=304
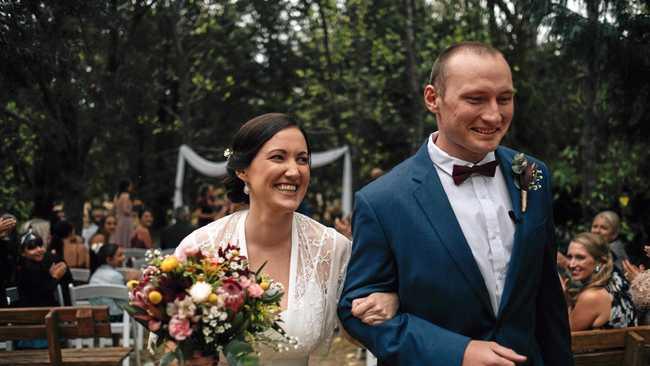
left=160, top=248, right=175, bottom=256
left=131, top=257, right=148, bottom=269
left=55, top=283, right=65, bottom=306
left=70, top=268, right=91, bottom=283
left=68, top=283, right=135, bottom=366
left=5, top=286, right=18, bottom=305
left=123, top=248, right=147, bottom=259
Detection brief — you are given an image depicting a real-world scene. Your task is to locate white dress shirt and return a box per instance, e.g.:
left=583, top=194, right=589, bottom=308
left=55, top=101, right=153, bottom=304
left=427, top=132, right=515, bottom=314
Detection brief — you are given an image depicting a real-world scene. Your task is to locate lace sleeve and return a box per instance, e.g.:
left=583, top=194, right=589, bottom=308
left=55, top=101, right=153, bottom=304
left=631, top=270, right=650, bottom=310
left=314, top=227, right=351, bottom=356
left=174, top=212, right=242, bottom=261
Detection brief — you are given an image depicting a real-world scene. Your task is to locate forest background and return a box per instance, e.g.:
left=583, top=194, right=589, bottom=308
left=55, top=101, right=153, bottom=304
left=1, top=0, right=648, bottom=256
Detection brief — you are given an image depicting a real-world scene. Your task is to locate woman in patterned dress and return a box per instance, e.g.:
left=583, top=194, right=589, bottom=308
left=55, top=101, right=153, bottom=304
left=563, top=232, right=637, bottom=330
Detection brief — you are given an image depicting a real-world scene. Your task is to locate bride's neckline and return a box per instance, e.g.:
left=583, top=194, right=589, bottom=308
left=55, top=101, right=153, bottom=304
left=235, top=210, right=298, bottom=317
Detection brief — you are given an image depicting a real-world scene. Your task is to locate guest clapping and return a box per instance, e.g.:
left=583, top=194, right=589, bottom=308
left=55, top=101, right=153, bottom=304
left=564, top=232, right=637, bottom=330
left=16, top=230, right=73, bottom=307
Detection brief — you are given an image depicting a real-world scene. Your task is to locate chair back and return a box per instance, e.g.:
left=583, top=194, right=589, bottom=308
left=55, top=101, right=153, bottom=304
left=5, top=286, right=18, bottom=305
left=71, top=268, right=91, bottom=283
left=55, top=284, right=65, bottom=306
left=0, top=307, right=52, bottom=341
left=68, top=283, right=131, bottom=351
left=0, top=306, right=131, bottom=366
left=160, top=248, right=175, bottom=256
left=69, top=283, right=129, bottom=303
left=131, top=257, right=148, bottom=269
left=572, top=326, right=650, bottom=366
left=45, top=307, right=115, bottom=365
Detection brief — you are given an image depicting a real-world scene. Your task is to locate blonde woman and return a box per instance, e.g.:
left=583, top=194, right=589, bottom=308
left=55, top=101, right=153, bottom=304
left=591, top=210, right=628, bottom=271
left=564, top=232, right=637, bottom=330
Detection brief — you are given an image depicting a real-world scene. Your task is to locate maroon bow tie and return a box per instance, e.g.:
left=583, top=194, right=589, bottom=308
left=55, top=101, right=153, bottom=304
left=451, top=160, right=499, bottom=185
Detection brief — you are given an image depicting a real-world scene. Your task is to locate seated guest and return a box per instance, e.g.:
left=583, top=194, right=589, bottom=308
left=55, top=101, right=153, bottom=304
left=130, top=207, right=154, bottom=249
left=97, top=214, right=118, bottom=244
left=564, top=232, right=637, bottom=330
left=592, top=210, right=628, bottom=272
left=89, top=244, right=138, bottom=321
left=622, top=246, right=650, bottom=324
left=51, top=220, right=90, bottom=269
left=16, top=230, right=73, bottom=307
left=88, top=231, right=107, bottom=253
left=82, top=205, right=106, bottom=245
left=160, top=206, right=194, bottom=250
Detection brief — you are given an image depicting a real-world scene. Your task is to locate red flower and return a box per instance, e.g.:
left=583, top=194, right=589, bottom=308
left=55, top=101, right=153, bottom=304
left=218, top=278, right=245, bottom=312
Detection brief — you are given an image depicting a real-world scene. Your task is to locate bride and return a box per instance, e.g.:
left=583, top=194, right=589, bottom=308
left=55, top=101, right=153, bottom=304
left=175, top=113, right=397, bottom=365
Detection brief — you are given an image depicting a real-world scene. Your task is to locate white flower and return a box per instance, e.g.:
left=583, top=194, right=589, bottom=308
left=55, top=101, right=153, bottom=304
left=189, top=281, right=213, bottom=303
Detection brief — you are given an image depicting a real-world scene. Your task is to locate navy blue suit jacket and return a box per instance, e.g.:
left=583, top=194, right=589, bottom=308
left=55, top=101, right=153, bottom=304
left=338, top=143, right=573, bottom=365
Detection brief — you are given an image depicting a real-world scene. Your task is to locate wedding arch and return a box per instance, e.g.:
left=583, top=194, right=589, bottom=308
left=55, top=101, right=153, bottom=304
left=173, top=144, right=352, bottom=215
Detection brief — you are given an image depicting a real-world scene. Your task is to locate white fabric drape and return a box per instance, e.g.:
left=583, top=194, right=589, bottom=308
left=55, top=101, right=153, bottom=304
left=173, top=144, right=352, bottom=215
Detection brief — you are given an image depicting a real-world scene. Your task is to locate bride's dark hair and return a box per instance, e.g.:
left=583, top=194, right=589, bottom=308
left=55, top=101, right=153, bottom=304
left=224, top=113, right=311, bottom=204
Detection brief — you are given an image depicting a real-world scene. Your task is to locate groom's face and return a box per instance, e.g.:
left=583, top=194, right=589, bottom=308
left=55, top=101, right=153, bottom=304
left=425, top=51, right=514, bottom=162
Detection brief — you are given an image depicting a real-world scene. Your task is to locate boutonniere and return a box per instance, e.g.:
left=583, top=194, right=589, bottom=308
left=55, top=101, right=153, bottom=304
left=512, top=153, right=543, bottom=213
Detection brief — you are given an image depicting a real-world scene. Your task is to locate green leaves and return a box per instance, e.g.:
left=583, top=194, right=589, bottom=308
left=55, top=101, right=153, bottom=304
left=224, top=338, right=259, bottom=366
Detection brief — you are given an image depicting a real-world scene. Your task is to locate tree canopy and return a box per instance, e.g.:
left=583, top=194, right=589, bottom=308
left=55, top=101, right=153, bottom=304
left=1, top=0, right=649, bottom=252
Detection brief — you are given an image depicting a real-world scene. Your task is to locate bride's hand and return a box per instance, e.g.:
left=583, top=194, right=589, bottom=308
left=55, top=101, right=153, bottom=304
left=351, top=292, right=399, bottom=326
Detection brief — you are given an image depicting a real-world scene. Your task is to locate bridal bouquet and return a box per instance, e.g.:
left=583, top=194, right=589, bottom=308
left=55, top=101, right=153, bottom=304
left=124, top=246, right=294, bottom=366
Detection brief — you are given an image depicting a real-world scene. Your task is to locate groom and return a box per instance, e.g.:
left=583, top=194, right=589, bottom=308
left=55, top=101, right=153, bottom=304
left=338, top=42, right=573, bottom=365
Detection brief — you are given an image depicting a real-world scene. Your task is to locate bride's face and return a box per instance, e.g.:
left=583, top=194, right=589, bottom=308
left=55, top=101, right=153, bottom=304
left=240, top=127, right=310, bottom=214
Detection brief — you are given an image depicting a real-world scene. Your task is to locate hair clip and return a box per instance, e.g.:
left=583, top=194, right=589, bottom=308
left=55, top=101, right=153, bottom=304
left=223, top=148, right=233, bottom=160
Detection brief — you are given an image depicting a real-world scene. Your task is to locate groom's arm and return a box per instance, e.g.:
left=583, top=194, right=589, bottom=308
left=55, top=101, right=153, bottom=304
left=535, top=167, right=574, bottom=365
left=337, top=191, right=470, bottom=366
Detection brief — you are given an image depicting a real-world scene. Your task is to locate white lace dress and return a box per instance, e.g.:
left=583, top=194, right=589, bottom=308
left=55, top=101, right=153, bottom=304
left=175, top=210, right=351, bottom=366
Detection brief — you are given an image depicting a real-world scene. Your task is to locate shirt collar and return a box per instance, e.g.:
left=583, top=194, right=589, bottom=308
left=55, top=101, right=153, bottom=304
left=427, top=131, right=497, bottom=177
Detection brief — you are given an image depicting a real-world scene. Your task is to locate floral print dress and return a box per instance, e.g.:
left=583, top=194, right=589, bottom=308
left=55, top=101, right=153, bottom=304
left=603, top=269, right=638, bottom=328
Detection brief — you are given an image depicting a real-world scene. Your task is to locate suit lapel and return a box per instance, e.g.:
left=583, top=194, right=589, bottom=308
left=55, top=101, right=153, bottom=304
left=410, top=143, right=494, bottom=316
left=495, top=147, right=524, bottom=317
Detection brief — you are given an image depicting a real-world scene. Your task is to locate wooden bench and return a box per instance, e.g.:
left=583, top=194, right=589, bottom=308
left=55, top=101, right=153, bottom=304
left=0, top=306, right=131, bottom=365
left=572, top=326, right=650, bottom=366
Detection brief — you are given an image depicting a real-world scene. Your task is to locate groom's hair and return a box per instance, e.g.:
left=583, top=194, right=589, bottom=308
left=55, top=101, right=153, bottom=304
left=428, top=42, right=504, bottom=97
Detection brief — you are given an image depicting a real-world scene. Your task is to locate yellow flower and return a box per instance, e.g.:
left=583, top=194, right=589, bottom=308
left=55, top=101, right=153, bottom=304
left=127, top=280, right=139, bottom=290
left=260, top=281, right=270, bottom=290
left=619, top=195, right=630, bottom=208
left=208, top=293, right=220, bottom=304
left=160, top=256, right=179, bottom=272
left=148, top=290, right=163, bottom=304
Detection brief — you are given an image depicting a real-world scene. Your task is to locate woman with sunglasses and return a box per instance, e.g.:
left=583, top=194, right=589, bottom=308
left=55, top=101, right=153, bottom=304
left=15, top=229, right=73, bottom=307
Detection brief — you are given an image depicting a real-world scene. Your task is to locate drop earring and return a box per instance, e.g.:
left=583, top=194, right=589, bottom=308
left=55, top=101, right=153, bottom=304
left=244, top=183, right=250, bottom=195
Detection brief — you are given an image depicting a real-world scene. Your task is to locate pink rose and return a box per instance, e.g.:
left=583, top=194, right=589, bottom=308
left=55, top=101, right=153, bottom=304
left=239, top=276, right=252, bottom=289
left=247, top=283, right=264, bottom=299
left=168, top=315, right=193, bottom=341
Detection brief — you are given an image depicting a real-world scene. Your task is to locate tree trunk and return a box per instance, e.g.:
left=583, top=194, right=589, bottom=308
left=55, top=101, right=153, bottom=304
left=580, top=0, right=604, bottom=216
left=403, top=0, right=423, bottom=151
